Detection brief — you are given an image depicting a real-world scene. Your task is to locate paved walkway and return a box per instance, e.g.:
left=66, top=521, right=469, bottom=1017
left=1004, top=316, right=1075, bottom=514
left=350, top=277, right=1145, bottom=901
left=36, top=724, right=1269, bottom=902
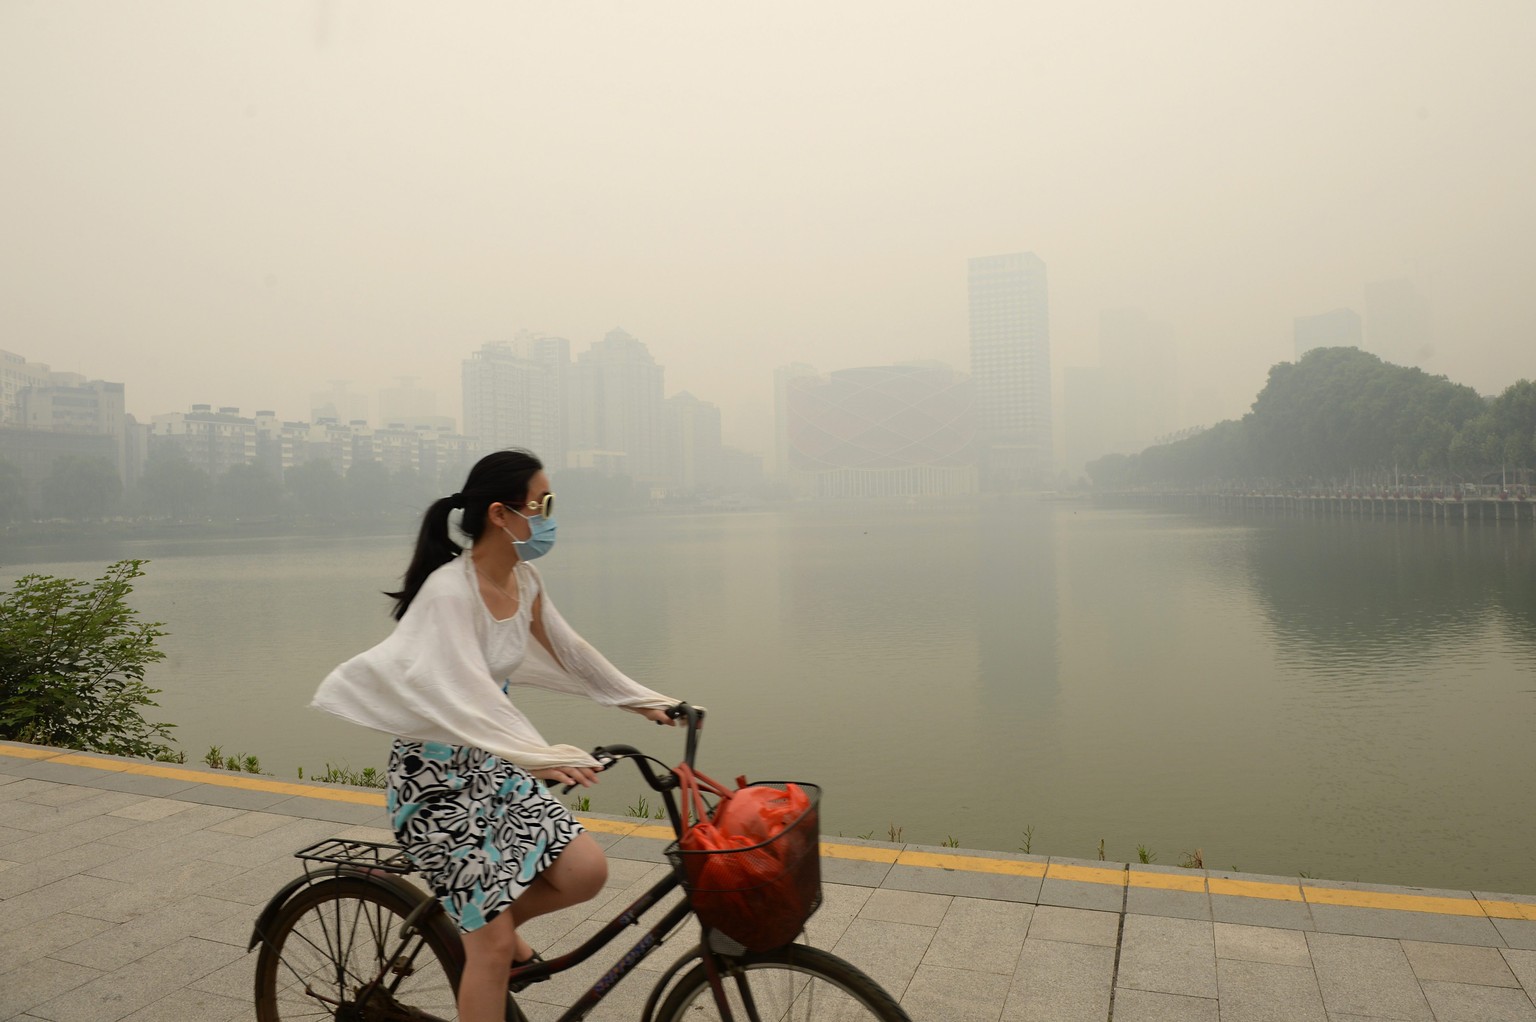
left=2, top=741, right=1535, bottom=1021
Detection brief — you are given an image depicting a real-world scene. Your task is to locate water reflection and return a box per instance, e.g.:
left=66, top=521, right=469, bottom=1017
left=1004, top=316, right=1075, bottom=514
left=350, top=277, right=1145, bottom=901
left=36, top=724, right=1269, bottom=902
left=1245, top=517, right=1529, bottom=679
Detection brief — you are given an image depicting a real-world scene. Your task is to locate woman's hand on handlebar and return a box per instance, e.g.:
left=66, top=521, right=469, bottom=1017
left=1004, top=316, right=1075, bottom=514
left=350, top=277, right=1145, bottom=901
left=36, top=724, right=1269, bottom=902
left=533, top=765, right=601, bottom=788
left=631, top=706, right=677, bottom=726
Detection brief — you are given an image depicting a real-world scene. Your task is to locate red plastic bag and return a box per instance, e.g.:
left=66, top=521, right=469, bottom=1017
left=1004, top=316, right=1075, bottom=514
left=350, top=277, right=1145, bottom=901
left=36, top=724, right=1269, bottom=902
left=673, top=765, right=818, bottom=949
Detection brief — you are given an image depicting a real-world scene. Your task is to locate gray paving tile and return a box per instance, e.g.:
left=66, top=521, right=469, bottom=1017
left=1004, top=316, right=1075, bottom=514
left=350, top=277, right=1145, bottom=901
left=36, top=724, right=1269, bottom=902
left=830, top=917, right=935, bottom=1002
left=0, top=777, right=60, bottom=801
left=169, top=782, right=298, bottom=811
left=902, top=964, right=1011, bottom=1021
left=33, top=936, right=247, bottom=1022
left=0, top=958, right=103, bottom=1020
left=1496, top=918, right=1536, bottom=951
left=0, top=840, right=120, bottom=899
left=860, top=888, right=952, bottom=928
left=1214, top=922, right=1313, bottom=967
left=1306, top=931, right=1433, bottom=1020
left=803, top=882, right=873, bottom=951
left=53, top=894, right=248, bottom=971
left=1212, top=893, right=1316, bottom=929
left=1002, top=938, right=1114, bottom=1022
left=1037, top=877, right=1123, bottom=912
left=1025, top=905, right=1120, bottom=947
left=880, top=862, right=1039, bottom=902
left=1116, top=913, right=1217, bottom=998
left=1111, top=987, right=1219, bottom=1022
left=1507, top=949, right=1536, bottom=1000
left=117, top=987, right=252, bottom=1022
left=199, top=817, right=347, bottom=869
left=74, top=858, right=248, bottom=924
left=1309, top=904, right=1507, bottom=945
left=820, top=853, right=893, bottom=886
left=1418, top=980, right=1536, bottom=1022
left=260, top=795, right=391, bottom=825
left=87, top=771, right=203, bottom=797
left=106, top=797, right=198, bottom=821
left=923, top=896, right=1032, bottom=975
left=1126, top=886, right=1210, bottom=920
left=1402, top=939, right=1520, bottom=986
left=0, top=872, right=128, bottom=927
left=204, top=810, right=300, bottom=836
left=1217, top=958, right=1326, bottom=1022
left=91, top=802, right=244, bottom=849
left=0, top=911, right=116, bottom=975
left=604, top=834, right=670, bottom=864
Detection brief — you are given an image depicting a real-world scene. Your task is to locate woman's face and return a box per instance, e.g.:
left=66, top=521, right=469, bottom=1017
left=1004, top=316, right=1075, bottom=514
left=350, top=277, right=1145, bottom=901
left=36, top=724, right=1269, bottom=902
left=493, top=469, right=552, bottom=543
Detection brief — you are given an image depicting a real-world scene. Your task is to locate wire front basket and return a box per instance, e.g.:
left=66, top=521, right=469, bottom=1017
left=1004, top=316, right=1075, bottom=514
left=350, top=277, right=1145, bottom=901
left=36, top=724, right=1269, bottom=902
left=666, top=782, right=823, bottom=953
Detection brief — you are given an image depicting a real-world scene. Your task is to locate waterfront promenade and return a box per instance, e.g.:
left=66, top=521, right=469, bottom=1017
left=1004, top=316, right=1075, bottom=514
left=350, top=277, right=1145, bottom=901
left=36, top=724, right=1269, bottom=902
left=3, top=742, right=1535, bottom=1021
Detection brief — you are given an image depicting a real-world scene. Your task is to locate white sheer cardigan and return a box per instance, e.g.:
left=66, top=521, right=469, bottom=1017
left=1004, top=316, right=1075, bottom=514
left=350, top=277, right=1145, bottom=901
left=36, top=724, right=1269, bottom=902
left=311, top=555, right=673, bottom=770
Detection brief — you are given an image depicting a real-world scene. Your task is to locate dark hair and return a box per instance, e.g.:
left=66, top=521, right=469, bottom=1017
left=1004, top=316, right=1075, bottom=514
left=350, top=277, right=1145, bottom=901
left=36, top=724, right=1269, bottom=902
left=386, top=449, right=544, bottom=620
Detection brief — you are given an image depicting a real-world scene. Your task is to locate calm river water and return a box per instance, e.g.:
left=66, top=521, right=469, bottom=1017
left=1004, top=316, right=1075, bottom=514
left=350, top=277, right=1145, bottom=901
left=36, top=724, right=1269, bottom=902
left=3, top=500, right=1534, bottom=893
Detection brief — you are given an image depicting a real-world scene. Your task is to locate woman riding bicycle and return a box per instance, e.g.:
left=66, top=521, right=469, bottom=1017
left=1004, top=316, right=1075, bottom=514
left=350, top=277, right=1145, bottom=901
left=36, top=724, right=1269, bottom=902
left=311, top=449, right=679, bottom=1022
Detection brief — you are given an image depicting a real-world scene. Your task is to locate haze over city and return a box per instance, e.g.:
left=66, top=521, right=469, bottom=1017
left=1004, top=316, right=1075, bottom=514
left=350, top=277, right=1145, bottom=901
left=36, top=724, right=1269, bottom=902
left=4, top=0, right=1533, bottom=457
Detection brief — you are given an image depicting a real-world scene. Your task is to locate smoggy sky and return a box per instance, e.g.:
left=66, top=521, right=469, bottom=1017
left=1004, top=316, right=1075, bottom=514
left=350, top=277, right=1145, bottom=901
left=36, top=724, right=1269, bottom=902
left=3, top=1, right=1533, bottom=453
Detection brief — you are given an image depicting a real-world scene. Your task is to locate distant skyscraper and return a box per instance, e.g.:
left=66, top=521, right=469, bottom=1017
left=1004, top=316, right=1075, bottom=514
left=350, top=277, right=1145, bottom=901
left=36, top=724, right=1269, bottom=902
left=665, top=391, right=723, bottom=494
left=570, top=328, right=665, bottom=485
left=378, top=377, right=438, bottom=429
left=1294, top=308, right=1362, bottom=360
left=462, top=334, right=569, bottom=464
left=968, top=252, right=1052, bottom=487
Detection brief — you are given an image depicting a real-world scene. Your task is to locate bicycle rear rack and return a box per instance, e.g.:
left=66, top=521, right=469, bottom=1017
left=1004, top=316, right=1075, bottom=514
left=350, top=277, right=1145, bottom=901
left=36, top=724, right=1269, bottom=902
left=294, top=838, right=415, bottom=876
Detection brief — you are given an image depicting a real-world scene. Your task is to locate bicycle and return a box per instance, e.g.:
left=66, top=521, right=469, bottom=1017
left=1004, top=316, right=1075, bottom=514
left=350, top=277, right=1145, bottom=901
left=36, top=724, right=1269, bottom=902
left=248, top=703, right=912, bottom=1021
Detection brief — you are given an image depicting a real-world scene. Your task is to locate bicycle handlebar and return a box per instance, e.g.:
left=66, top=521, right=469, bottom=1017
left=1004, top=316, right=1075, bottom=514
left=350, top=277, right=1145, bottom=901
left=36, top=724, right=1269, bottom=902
left=557, top=701, right=705, bottom=795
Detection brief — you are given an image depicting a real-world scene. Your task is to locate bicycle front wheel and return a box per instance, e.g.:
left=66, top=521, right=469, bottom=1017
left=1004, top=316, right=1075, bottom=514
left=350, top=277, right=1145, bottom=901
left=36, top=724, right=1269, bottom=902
left=656, top=944, right=911, bottom=1022
left=254, top=875, right=464, bottom=1022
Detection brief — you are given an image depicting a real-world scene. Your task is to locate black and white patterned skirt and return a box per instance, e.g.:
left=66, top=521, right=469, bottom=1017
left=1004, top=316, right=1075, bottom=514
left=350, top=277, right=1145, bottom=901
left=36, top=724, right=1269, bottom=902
left=386, top=738, right=585, bottom=932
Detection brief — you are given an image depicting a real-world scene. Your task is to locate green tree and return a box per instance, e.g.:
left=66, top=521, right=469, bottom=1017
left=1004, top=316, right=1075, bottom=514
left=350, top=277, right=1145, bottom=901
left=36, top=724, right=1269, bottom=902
left=41, top=456, right=122, bottom=520
left=137, top=446, right=210, bottom=520
left=215, top=462, right=282, bottom=518
left=285, top=459, right=344, bottom=518
left=0, top=459, right=26, bottom=521
left=0, top=560, right=172, bottom=757
left=345, top=458, right=391, bottom=515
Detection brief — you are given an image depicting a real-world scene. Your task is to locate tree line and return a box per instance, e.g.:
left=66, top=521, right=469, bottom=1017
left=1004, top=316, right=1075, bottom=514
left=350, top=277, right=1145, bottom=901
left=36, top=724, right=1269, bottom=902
left=1088, top=347, right=1536, bottom=490
left=0, top=446, right=647, bottom=525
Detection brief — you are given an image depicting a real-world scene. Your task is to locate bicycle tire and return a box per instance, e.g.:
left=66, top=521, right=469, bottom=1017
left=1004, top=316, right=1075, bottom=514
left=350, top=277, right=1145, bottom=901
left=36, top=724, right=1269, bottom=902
left=654, top=944, right=911, bottom=1022
left=254, top=875, right=465, bottom=1022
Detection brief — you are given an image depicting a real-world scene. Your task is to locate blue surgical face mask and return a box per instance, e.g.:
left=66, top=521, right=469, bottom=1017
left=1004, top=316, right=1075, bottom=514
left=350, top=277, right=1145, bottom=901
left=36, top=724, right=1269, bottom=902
left=504, top=513, right=557, bottom=561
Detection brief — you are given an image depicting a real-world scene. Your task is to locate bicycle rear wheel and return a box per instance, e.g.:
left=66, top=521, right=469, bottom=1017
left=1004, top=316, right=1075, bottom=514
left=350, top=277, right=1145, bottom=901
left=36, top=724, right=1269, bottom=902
left=655, top=944, right=910, bottom=1022
left=254, top=875, right=464, bottom=1021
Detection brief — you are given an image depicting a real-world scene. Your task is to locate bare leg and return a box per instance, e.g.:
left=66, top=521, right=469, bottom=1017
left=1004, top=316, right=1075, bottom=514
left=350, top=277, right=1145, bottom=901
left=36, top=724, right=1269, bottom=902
left=511, top=832, right=609, bottom=928
left=459, top=909, right=519, bottom=1022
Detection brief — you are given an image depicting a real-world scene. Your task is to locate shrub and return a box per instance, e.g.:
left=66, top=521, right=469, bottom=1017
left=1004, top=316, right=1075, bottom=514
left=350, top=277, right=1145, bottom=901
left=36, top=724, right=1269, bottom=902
left=0, top=560, right=172, bottom=758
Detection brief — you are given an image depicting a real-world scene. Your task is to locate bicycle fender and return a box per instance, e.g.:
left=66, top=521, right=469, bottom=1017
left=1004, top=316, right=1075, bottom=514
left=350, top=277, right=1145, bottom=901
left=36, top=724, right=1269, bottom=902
left=248, top=874, right=314, bottom=952
left=246, top=868, right=443, bottom=952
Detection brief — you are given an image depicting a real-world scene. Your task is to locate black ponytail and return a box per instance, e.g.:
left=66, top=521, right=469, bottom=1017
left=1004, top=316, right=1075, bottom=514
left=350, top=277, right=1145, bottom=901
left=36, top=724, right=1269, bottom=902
left=386, top=449, right=544, bottom=620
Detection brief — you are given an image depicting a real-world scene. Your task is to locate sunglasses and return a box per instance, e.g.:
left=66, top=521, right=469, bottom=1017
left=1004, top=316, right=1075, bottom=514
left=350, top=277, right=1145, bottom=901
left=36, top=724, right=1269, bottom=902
left=507, top=493, right=555, bottom=519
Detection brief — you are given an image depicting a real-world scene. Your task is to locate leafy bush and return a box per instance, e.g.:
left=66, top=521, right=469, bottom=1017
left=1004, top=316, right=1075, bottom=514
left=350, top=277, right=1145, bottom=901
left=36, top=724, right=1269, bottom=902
left=0, top=560, right=172, bottom=757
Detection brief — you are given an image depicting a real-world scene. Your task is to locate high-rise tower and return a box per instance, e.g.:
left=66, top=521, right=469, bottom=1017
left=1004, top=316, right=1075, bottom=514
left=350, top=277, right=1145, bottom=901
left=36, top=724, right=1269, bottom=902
left=968, top=252, right=1051, bottom=487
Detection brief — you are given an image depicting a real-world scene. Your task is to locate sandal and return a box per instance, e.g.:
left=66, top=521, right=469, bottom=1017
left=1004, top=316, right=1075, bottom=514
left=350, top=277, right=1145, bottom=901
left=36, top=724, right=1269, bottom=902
left=509, top=950, right=547, bottom=993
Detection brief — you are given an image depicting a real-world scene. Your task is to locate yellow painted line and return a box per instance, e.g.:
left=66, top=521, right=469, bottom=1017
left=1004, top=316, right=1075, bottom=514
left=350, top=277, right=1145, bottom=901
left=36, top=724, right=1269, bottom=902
left=896, top=850, right=1046, bottom=877
left=1130, top=871, right=1206, bottom=893
left=1479, top=899, right=1527, bottom=920
left=1, top=745, right=384, bottom=806
left=1302, top=886, right=1486, bottom=917
left=0, top=745, right=60, bottom=760
left=576, top=818, right=639, bottom=837
left=825, top=842, right=901, bottom=865
left=1047, top=863, right=1126, bottom=887
left=1209, top=878, right=1304, bottom=902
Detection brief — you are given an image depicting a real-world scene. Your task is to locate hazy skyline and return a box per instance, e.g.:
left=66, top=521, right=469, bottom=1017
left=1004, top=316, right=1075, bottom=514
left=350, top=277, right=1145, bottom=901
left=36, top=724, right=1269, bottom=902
left=4, top=1, right=1533, bottom=456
